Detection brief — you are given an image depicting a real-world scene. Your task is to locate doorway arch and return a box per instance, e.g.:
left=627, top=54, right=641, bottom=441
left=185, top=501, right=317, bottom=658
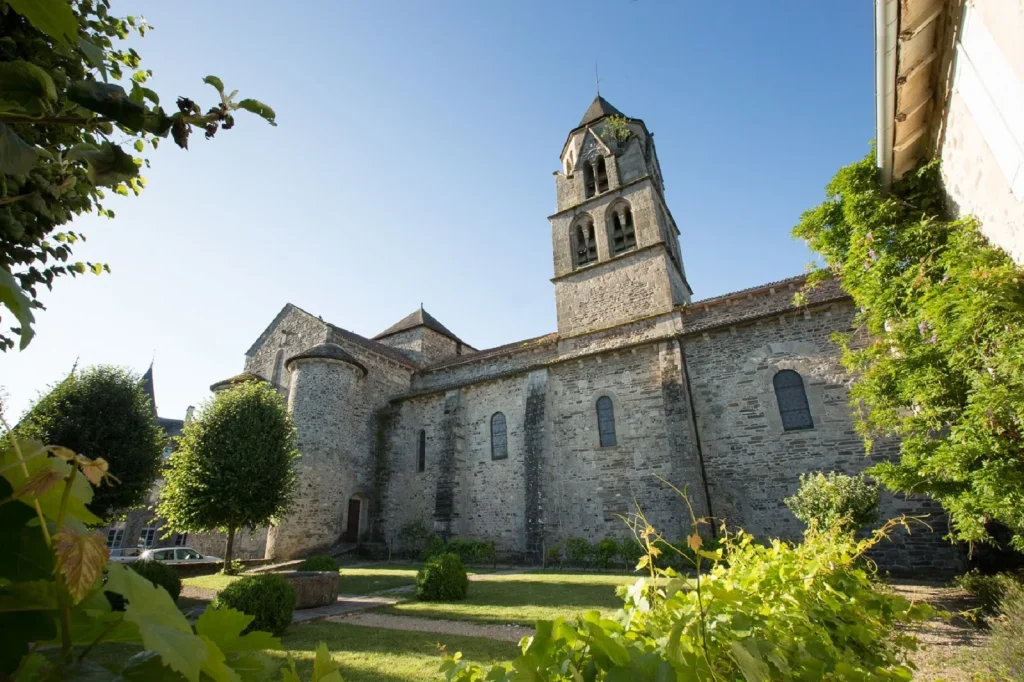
left=342, top=493, right=369, bottom=543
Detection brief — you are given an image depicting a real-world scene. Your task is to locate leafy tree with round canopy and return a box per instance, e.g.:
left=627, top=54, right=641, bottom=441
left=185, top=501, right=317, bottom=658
left=13, top=364, right=164, bottom=521
left=157, top=379, right=298, bottom=570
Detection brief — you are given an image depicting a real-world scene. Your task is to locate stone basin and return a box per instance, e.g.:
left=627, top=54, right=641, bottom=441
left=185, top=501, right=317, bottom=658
left=278, top=570, right=339, bottom=609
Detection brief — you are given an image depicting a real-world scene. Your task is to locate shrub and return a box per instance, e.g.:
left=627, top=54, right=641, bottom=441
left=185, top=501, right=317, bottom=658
left=416, top=553, right=468, bottom=602
left=108, top=559, right=183, bottom=610
left=619, top=537, right=644, bottom=570
left=214, top=574, right=296, bottom=634
left=594, top=538, right=620, bottom=569
left=420, top=533, right=446, bottom=561
left=564, top=537, right=592, bottom=567
left=130, top=560, right=182, bottom=602
left=299, top=555, right=339, bottom=572
left=442, top=520, right=935, bottom=681
left=220, top=558, right=245, bottom=576
left=955, top=569, right=1024, bottom=617
left=785, top=471, right=879, bottom=535
left=978, top=579, right=1024, bottom=680
left=545, top=543, right=562, bottom=569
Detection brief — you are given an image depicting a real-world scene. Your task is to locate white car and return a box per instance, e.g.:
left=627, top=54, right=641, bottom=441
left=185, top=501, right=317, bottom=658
left=109, top=546, right=145, bottom=563
left=138, top=546, right=222, bottom=564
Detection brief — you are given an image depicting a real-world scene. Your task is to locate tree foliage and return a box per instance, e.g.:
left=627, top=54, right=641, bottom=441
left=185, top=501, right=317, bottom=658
left=13, top=364, right=164, bottom=521
left=0, top=0, right=276, bottom=351
left=785, top=471, right=879, bottom=536
left=157, top=380, right=298, bottom=569
left=793, top=153, right=1024, bottom=551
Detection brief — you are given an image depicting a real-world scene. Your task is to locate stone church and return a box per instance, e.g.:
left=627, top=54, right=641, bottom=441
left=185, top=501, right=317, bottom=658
left=226, top=96, right=956, bottom=574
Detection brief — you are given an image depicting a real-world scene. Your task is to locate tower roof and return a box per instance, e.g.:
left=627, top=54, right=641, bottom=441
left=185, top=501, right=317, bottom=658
left=285, top=342, right=367, bottom=375
left=579, top=95, right=625, bottom=127
left=375, top=308, right=468, bottom=346
left=139, top=363, right=156, bottom=416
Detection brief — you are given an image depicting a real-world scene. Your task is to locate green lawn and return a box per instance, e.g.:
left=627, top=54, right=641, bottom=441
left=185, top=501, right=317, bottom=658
left=377, top=571, right=637, bottom=625
left=182, top=573, right=241, bottom=591
left=338, top=565, right=419, bottom=595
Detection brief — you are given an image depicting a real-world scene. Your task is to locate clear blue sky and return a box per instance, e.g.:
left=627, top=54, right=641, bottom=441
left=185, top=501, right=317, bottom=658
left=0, top=1, right=875, bottom=420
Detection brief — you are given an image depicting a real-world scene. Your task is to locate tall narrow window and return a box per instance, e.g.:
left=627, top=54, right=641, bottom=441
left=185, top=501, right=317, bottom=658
left=610, top=204, right=636, bottom=255
left=574, top=218, right=597, bottom=267
left=490, top=412, right=507, bottom=460
left=773, top=370, right=813, bottom=431
left=596, top=396, right=617, bottom=447
left=417, top=430, right=426, bottom=472
left=595, top=157, right=609, bottom=193
left=583, top=163, right=596, bottom=198
left=271, top=348, right=285, bottom=387
left=139, top=523, right=157, bottom=548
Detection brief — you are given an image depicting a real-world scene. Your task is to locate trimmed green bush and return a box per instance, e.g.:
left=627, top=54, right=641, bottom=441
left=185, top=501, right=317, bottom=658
left=130, top=560, right=182, bottom=601
left=594, top=538, right=620, bottom=569
left=107, top=559, right=183, bottom=610
left=564, top=537, right=592, bottom=567
left=785, top=471, right=879, bottom=535
left=422, top=536, right=496, bottom=564
left=416, top=553, right=468, bottom=602
left=214, top=574, right=296, bottom=634
left=299, top=555, right=339, bottom=572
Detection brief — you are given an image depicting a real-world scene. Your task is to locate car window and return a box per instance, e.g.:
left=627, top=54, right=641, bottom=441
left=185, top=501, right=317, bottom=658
left=153, top=549, right=173, bottom=561
left=187, top=550, right=203, bottom=560
left=175, top=549, right=188, bottom=561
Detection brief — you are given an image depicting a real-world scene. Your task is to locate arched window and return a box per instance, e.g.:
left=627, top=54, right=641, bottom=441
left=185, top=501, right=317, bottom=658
left=773, top=370, right=813, bottom=431
left=609, top=203, right=636, bottom=255
left=574, top=218, right=597, bottom=267
left=271, top=348, right=285, bottom=387
left=583, top=163, right=596, bottom=198
left=596, top=396, right=617, bottom=447
left=417, top=430, right=426, bottom=472
left=595, top=156, right=609, bottom=193
left=490, top=412, right=507, bottom=460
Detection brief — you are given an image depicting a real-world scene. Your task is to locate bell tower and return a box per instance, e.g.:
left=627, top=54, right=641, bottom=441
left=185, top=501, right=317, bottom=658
left=549, top=96, right=691, bottom=337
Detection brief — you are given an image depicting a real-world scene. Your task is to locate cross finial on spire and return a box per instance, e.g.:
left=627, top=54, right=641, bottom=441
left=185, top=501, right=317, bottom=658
left=595, top=61, right=600, bottom=96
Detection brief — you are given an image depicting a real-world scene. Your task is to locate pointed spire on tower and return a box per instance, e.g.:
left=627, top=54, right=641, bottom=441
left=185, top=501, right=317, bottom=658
left=140, top=361, right=157, bottom=417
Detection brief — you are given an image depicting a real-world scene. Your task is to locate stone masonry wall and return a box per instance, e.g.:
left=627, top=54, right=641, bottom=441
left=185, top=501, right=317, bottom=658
left=244, top=306, right=328, bottom=395
left=268, top=359, right=362, bottom=559
left=554, top=247, right=676, bottom=337
left=682, top=301, right=961, bottom=575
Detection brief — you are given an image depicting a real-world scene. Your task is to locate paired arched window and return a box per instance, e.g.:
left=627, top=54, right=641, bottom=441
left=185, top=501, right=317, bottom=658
left=574, top=217, right=597, bottom=267
left=416, top=430, right=426, bottom=472
left=490, top=412, right=507, bottom=460
left=773, top=370, right=813, bottom=431
left=609, top=202, right=636, bottom=255
left=596, top=396, right=617, bottom=447
left=583, top=163, right=596, bottom=198
left=582, top=156, right=609, bottom=197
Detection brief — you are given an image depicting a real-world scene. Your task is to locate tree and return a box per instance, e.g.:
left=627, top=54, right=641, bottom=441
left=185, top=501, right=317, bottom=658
left=13, top=364, right=164, bottom=521
left=794, top=152, right=1024, bottom=551
left=157, top=379, right=298, bottom=570
left=0, top=0, right=276, bottom=351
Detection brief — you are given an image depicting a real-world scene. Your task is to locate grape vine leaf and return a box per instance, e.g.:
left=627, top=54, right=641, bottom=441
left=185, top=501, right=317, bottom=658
left=53, top=526, right=109, bottom=603
left=105, top=563, right=208, bottom=681
left=5, top=0, right=78, bottom=46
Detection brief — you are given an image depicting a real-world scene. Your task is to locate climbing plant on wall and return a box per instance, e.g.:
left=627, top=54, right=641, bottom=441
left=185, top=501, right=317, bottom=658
left=793, top=151, right=1024, bottom=551
left=0, top=0, right=276, bottom=351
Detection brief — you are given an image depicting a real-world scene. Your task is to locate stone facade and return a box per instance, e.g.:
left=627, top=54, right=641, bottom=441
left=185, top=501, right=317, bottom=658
left=228, top=96, right=961, bottom=575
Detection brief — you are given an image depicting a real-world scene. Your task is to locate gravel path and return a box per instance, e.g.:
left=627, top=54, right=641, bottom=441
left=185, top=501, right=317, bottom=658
left=331, top=612, right=533, bottom=643
left=889, top=581, right=988, bottom=682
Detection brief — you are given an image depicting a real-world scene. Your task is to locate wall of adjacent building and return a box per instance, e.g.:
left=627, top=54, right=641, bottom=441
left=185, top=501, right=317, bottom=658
left=938, top=0, right=1024, bottom=264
